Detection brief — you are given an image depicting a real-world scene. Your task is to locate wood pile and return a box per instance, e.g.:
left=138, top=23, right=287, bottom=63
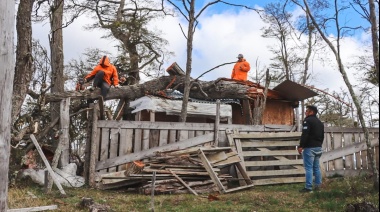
left=96, top=147, right=249, bottom=195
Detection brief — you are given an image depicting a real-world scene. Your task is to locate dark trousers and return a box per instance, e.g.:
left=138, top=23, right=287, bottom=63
left=93, top=71, right=110, bottom=98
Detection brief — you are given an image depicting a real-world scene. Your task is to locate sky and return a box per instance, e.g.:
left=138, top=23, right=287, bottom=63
left=32, top=0, right=375, bottom=95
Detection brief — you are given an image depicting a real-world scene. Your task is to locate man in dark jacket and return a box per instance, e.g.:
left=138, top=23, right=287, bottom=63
left=298, top=105, right=324, bottom=193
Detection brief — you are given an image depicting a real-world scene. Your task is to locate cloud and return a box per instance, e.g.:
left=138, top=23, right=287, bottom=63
left=32, top=3, right=373, bottom=94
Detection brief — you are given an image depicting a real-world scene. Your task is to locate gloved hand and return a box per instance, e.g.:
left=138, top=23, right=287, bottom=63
left=84, top=78, right=88, bottom=83
left=115, top=84, right=120, bottom=88
left=297, top=147, right=303, bottom=155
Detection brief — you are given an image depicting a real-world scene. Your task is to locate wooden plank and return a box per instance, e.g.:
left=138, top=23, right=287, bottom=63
left=324, top=127, right=379, bottom=133
left=59, top=98, right=70, bottom=167
left=30, top=135, right=66, bottom=195
left=206, top=151, right=227, bottom=164
left=178, top=130, right=188, bottom=141
left=96, top=133, right=214, bottom=170
left=212, top=155, right=241, bottom=167
left=188, top=130, right=195, bottom=139
left=142, top=129, right=150, bottom=151
left=7, top=205, right=58, bottom=212
left=195, top=130, right=204, bottom=137
left=245, top=159, right=304, bottom=167
left=243, top=150, right=299, bottom=157
left=168, top=130, right=177, bottom=144
left=354, top=133, right=361, bottom=169
left=159, top=130, right=168, bottom=146
left=326, top=133, right=334, bottom=171
left=247, top=168, right=305, bottom=177
left=108, top=128, right=119, bottom=172
left=142, top=169, right=209, bottom=176
left=241, top=140, right=299, bottom=147
left=320, top=138, right=378, bottom=162
left=169, top=170, right=198, bottom=196
left=333, top=133, right=344, bottom=171
left=224, top=184, right=254, bottom=193
left=253, top=177, right=305, bottom=186
left=230, top=132, right=301, bottom=139
left=360, top=133, right=368, bottom=169
left=99, top=128, right=110, bottom=173
left=150, top=129, right=160, bottom=148
left=118, top=129, right=133, bottom=170
left=89, top=104, right=99, bottom=187
left=198, top=149, right=226, bottom=193
left=97, top=121, right=284, bottom=131
left=134, top=129, right=142, bottom=152
left=343, top=133, right=354, bottom=170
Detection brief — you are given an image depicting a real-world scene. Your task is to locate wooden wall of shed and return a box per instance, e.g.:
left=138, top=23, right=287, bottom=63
left=262, top=100, right=294, bottom=125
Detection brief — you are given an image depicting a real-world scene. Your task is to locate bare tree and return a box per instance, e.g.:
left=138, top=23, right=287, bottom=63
left=0, top=0, right=16, bottom=210
left=12, top=0, right=36, bottom=125
left=75, top=0, right=172, bottom=83
left=165, top=0, right=256, bottom=122
left=300, top=0, right=379, bottom=190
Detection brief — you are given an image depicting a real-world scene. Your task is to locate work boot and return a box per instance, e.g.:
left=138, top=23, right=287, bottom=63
left=299, top=188, right=313, bottom=193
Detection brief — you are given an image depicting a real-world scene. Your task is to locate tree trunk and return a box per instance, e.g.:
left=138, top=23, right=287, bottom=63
left=12, top=0, right=35, bottom=125
left=304, top=0, right=379, bottom=191
left=180, top=0, right=196, bottom=122
left=0, top=1, right=16, bottom=210
left=49, top=0, right=65, bottom=155
left=368, top=0, right=379, bottom=83
left=44, top=76, right=262, bottom=103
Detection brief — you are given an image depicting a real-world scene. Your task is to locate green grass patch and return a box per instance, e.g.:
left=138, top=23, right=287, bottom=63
left=8, top=176, right=379, bottom=212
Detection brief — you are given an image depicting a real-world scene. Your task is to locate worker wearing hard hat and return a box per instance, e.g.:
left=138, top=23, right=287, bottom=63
left=231, top=54, right=251, bottom=81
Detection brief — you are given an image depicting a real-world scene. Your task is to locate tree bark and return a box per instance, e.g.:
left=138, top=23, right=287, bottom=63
left=12, top=0, right=35, bottom=125
left=44, top=76, right=263, bottom=103
left=368, top=0, right=379, bottom=83
left=0, top=0, right=16, bottom=210
left=49, top=0, right=65, bottom=153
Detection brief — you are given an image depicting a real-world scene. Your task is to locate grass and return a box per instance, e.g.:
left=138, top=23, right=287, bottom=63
left=8, top=174, right=379, bottom=212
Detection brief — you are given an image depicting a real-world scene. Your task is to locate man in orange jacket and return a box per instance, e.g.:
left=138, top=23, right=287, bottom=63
left=84, top=55, right=120, bottom=98
left=231, top=54, right=251, bottom=81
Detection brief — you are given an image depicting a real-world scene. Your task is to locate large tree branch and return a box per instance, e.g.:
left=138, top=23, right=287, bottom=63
left=45, top=76, right=265, bottom=103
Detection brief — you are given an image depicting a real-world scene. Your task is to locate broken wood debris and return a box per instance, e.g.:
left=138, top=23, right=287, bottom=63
left=96, top=146, right=252, bottom=195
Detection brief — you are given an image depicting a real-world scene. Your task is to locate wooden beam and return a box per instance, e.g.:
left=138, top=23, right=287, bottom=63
left=7, top=205, right=58, bottom=212
left=169, top=170, right=198, bottom=196
left=320, top=138, right=379, bottom=162
left=95, top=133, right=214, bottom=170
left=89, top=103, right=99, bottom=187
left=59, top=98, right=70, bottom=167
left=30, top=135, right=66, bottom=195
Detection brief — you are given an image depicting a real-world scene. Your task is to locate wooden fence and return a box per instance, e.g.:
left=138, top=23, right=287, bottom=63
left=88, top=120, right=379, bottom=186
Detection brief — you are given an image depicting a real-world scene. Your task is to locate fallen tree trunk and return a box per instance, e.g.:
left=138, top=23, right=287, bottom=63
left=45, top=76, right=265, bottom=103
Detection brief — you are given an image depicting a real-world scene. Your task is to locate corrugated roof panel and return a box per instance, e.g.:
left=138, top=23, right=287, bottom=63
left=273, top=80, right=318, bottom=101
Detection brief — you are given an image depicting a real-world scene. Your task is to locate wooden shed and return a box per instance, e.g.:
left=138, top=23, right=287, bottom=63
left=130, top=79, right=317, bottom=127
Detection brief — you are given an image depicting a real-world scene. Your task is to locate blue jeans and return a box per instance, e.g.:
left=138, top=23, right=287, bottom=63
left=302, top=147, right=323, bottom=190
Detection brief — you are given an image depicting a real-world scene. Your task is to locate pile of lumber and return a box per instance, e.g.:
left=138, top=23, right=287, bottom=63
left=97, top=147, right=246, bottom=195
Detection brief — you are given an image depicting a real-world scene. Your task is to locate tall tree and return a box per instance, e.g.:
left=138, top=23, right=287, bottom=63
left=12, top=0, right=36, bottom=125
left=0, top=0, right=16, bottom=210
left=299, top=0, right=379, bottom=190
left=80, top=0, right=171, bottom=84
left=368, top=0, right=379, bottom=83
left=261, top=2, right=298, bottom=80
left=165, top=0, right=254, bottom=122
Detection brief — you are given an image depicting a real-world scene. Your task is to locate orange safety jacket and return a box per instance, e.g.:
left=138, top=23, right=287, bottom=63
left=85, top=56, right=119, bottom=86
left=231, top=59, right=250, bottom=81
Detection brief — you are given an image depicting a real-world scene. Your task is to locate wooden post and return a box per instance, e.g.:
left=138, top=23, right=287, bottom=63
left=89, top=103, right=99, bottom=187
left=30, top=135, right=66, bottom=195
left=46, top=99, right=70, bottom=192
left=84, top=103, right=94, bottom=184
left=0, top=1, right=15, bottom=210
left=60, top=98, right=70, bottom=167
left=214, top=100, right=220, bottom=146
left=149, top=171, right=156, bottom=212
